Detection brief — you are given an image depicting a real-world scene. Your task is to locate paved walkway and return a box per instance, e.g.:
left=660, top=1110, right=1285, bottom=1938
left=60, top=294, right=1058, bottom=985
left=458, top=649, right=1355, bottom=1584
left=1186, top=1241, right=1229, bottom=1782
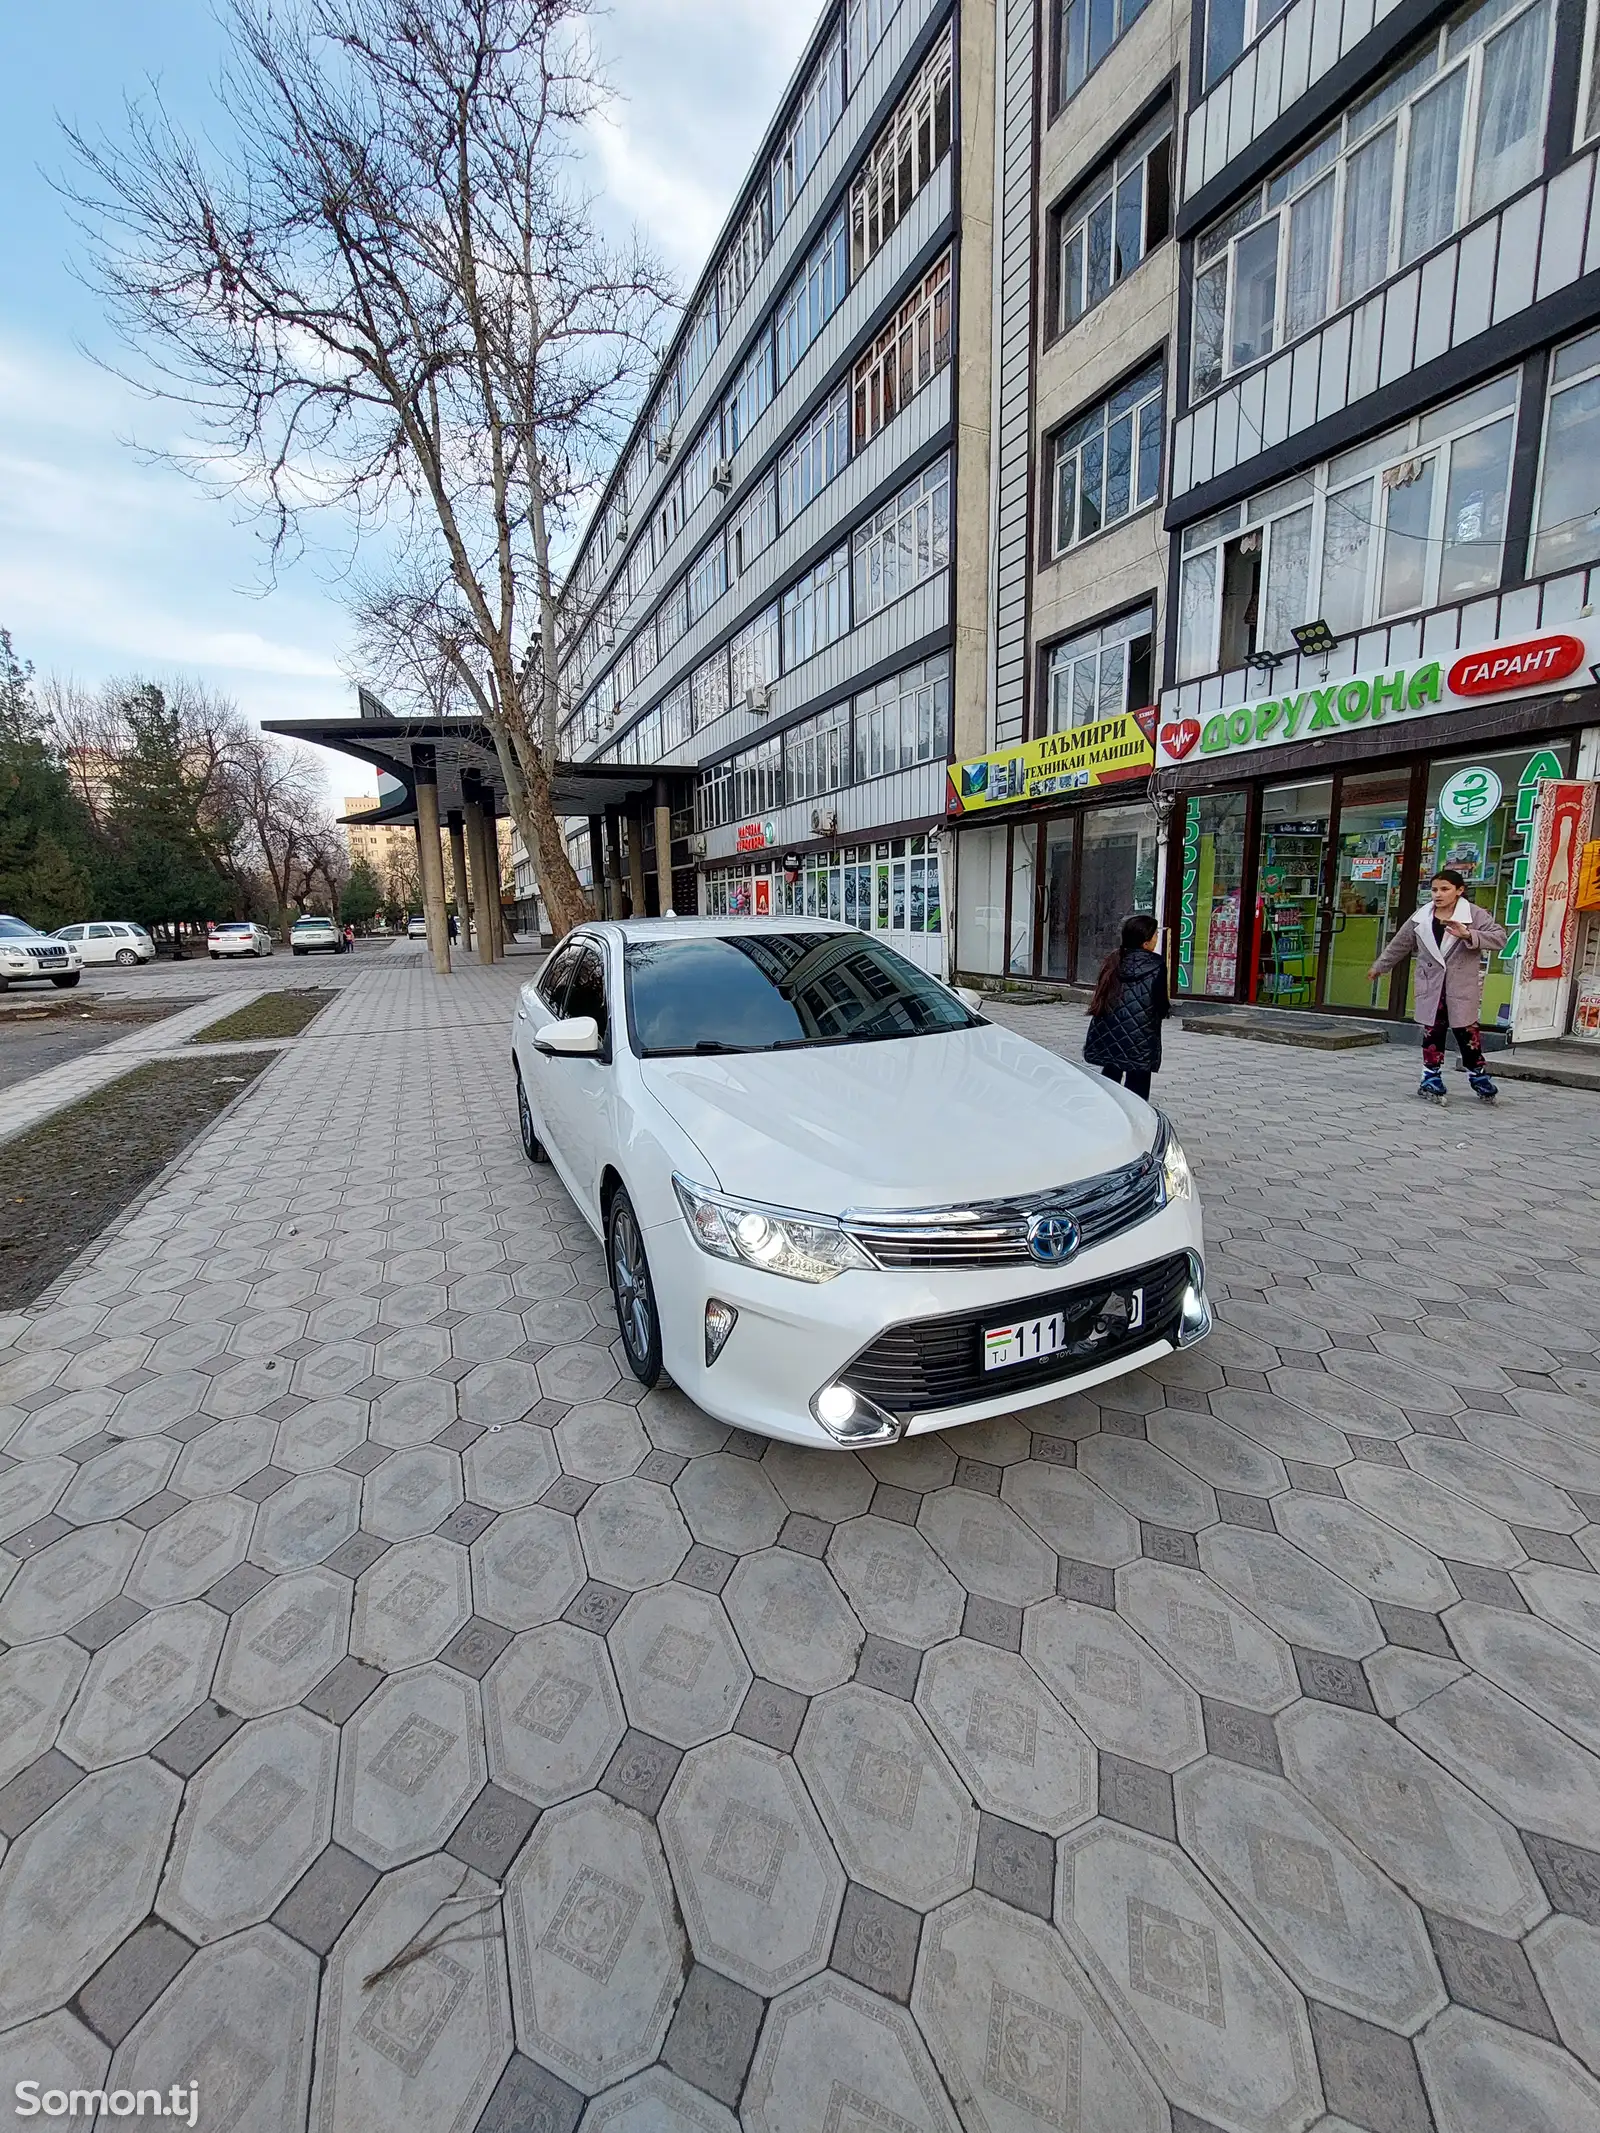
left=1, top=949, right=1598, bottom=2132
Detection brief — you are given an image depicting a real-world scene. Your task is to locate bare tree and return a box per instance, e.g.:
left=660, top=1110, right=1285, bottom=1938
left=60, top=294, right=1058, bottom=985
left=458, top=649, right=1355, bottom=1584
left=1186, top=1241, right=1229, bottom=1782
left=229, top=726, right=341, bottom=934
left=65, top=0, right=675, bottom=938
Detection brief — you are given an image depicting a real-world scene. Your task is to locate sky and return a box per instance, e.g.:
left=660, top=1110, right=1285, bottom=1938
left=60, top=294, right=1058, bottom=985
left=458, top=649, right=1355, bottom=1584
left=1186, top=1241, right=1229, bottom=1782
left=0, top=0, right=815, bottom=799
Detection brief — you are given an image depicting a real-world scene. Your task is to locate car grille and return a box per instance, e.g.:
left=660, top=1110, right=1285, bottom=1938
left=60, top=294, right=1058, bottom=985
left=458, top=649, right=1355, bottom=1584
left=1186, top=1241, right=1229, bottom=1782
left=842, top=1152, right=1163, bottom=1269
left=839, top=1252, right=1190, bottom=1417
left=24, top=944, right=65, bottom=960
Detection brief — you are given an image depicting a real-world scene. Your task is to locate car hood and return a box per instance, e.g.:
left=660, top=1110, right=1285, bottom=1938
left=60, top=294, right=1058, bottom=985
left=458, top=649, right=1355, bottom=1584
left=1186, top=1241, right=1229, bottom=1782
left=639, top=1021, right=1154, bottom=1213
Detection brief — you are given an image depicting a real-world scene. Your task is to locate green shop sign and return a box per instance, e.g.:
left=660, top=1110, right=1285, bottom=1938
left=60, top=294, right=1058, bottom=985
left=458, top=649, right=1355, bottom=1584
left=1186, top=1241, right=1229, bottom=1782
left=1195, top=664, right=1444, bottom=761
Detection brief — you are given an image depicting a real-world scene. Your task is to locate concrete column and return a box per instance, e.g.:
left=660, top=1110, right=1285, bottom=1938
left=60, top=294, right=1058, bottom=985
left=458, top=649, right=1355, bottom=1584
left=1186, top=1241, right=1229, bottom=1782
left=605, top=808, right=627, bottom=920
left=588, top=814, right=606, bottom=919
left=653, top=777, right=674, bottom=920
left=626, top=802, right=647, bottom=918
left=447, top=809, right=472, bottom=951
left=467, top=794, right=496, bottom=964
left=480, top=803, right=504, bottom=960
left=413, top=751, right=451, bottom=975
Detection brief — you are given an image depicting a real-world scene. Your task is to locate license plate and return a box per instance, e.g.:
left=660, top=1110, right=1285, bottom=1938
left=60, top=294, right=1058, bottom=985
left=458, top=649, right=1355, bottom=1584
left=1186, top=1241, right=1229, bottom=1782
left=983, top=1289, right=1143, bottom=1372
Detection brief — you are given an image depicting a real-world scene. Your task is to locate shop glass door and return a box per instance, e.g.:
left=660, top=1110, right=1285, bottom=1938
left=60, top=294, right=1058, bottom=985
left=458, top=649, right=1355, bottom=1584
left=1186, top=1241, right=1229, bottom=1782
left=1253, top=781, right=1332, bottom=1005
left=1323, top=769, right=1411, bottom=1008
left=1176, top=792, right=1248, bottom=996
left=1043, top=817, right=1076, bottom=979
left=1079, top=803, right=1160, bottom=979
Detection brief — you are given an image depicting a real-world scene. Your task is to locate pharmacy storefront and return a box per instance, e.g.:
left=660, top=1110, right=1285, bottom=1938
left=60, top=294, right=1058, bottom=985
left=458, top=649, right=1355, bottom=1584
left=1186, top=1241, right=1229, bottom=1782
left=1157, top=626, right=1600, bottom=1026
left=948, top=712, right=1159, bottom=983
left=703, top=832, right=946, bottom=973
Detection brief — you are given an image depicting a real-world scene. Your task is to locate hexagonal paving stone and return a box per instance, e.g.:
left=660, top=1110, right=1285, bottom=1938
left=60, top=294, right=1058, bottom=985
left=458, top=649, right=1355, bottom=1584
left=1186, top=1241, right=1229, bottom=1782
left=60, top=1436, right=177, bottom=1524
left=1025, top=1600, right=1205, bottom=1773
left=578, top=1478, right=693, bottom=1590
left=522, top=1293, right=599, bottom=1344
left=106, top=1373, right=210, bottom=1438
left=1148, top=1408, right=1291, bottom=1497
left=580, top=2066, right=739, bottom=2131
left=453, top=1359, right=543, bottom=1427
left=174, top=1414, right=278, bottom=1496
left=483, top=1620, right=625, bottom=1803
left=1416, top=2005, right=1600, bottom=2133
left=0, top=2013, right=108, bottom=2123
left=827, top=1515, right=965, bottom=1650
left=464, top=1422, right=561, bottom=1508
left=760, top=1441, right=874, bottom=1523
left=556, top=1401, right=650, bottom=1482
left=1212, top=1388, right=1351, bottom=1467
left=0, top=1758, right=181, bottom=2028
left=1273, top=1493, right=1460, bottom=1610
left=377, top=1324, right=453, bottom=1379
left=472, top=1505, right=588, bottom=1629
left=59, top=1599, right=226, bottom=1767
left=1341, top=1464, right=1524, bottom=1569
left=0, top=1455, right=72, bottom=1543
left=1277, top=1700, right=1547, bottom=1935
left=1516, top=1564, right=1600, bottom=1650
left=674, top=1453, right=787, bottom=1554
left=861, top=1436, right=958, bottom=1493
left=5, top=1387, right=117, bottom=1460
left=1117, top=1558, right=1299, bottom=1712
left=274, top=1396, right=370, bottom=1473
left=253, top=1469, right=362, bottom=1572
left=1077, top=1436, right=1220, bottom=1531
left=1175, top=1757, right=1445, bottom=2033
left=352, top=1536, right=473, bottom=1670
left=0, top=1637, right=88, bottom=1787
left=1000, top=1460, right=1142, bottom=1565
left=797, top=1683, right=977, bottom=1912
left=1444, top=1603, right=1600, bottom=1757
left=916, top=1488, right=1056, bottom=1606
left=1527, top=1914, right=1600, bottom=2078
left=333, top=1662, right=485, bottom=1870
left=723, top=1549, right=863, bottom=1695
left=371, top=1377, right=457, bottom=1449
left=128, top=1495, right=255, bottom=1605
left=229, top=1311, right=309, bottom=1360
left=660, top=1733, right=845, bottom=1993
left=291, top=1345, right=378, bottom=1404
left=1404, top=1435, right=1584, bottom=1532
left=362, top=1446, right=464, bottom=1541
left=158, top=1707, right=338, bottom=1941
left=311, top=1852, right=512, bottom=2133
left=538, top=1344, right=622, bottom=1405
left=742, top=1971, right=960, bottom=2132
left=1198, top=1524, right=1384, bottom=1660
left=639, top=1384, right=728, bottom=1456
left=1398, top=1673, right=1600, bottom=1851
left=610, top=1584, right=751, bottom=1749
left=1057, top=1820, right=1324, bottom=2133
left=504, top=1792, right=684, bottom=2092
left=214, top=1566, right=352, bottom=1717
left=916, top=1641, right=1095, bottom=1836
left=914, top=1892, right=1167, bottom=2131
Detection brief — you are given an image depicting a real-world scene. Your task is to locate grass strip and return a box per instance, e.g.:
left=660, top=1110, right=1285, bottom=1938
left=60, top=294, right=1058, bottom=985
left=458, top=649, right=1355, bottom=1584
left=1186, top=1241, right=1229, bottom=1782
left=0, top=1052, right=277, bottom=1309
left=190, top=990, right=336, bottom=1043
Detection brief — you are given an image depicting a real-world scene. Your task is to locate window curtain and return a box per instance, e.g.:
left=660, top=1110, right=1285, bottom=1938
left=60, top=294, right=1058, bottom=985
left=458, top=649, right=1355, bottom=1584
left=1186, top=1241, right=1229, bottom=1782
left=1341, top=128, right=1397, bottom=303
left=1177, top=551, right=1218, bottom=680
left=1400, top=69, right=1466, bottom=265
left=1319, top=481, right=1374, bottom=634
left=1261, top=505, right=1313, bottom=651
left=1285, top=177, right=1335, bottom=340
left=1472, top=1, right=1550, bottom=217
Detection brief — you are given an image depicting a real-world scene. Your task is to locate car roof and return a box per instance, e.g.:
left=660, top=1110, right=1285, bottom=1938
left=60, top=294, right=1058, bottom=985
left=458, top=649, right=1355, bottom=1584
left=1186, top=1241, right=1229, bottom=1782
left=578, top=918, right=856, bottom=946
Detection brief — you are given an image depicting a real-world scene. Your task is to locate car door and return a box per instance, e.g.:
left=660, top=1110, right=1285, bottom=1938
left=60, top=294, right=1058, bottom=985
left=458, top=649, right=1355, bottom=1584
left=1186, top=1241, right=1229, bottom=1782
left=83, top=923, right=117, bottom=965
left=536, top=942, right=615, bottom=1225
left=518, top=938, right=581, bottom=1157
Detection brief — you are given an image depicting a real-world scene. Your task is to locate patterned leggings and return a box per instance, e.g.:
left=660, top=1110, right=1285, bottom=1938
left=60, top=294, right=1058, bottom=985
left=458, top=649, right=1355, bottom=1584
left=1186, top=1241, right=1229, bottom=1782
left=1423, top=997, right=1485, bottom=1072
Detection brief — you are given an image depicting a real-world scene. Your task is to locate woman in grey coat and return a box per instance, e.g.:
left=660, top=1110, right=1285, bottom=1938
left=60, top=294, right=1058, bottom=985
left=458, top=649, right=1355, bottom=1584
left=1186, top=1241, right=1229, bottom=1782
left=1368, top=868, right=1510, bottom=1103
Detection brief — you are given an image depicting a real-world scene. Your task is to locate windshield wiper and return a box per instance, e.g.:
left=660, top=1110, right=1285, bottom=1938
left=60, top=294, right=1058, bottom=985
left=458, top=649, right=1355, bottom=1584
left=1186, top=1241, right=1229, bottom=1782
left=643, top=1039, right=763, bottom=1057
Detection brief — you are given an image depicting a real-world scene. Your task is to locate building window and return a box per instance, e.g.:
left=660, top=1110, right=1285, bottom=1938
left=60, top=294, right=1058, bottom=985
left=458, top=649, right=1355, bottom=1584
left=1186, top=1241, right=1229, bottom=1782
left=733, top=735, right=784, bottom=819
left=778, top=384, right=851, bottom=526
left=1531, top=328, right=1600, bottom=576
left=656, top=579, right=689, bottom=659
left=1192, top=0, right=1555, bottom=400
left=853, top=454, right=951, bottom=620
left=854, top=652, right=951, bottom=780
left=673, top=294, right=720, bottom=415
left=785, top=701, right=851, bottom=800
left=1176, top=371, right=1519, bottom=678
left=730, top=475, right=778, bottom=575
left=687, top=537, right=728, bottom=623
left=1055, top=0, right=1153, bottom=109
left=1582, top=0, right=1600, bottom=146
left=651, top=482, right=683, bottom=569
left=847, top=0, right=904, bottom=88
left=853, top=251, right=952, bottom=448
left=680, top=418, right=722, bottom=520
left=729, top=606, right=781, bottom=705
left=724, top=336, right=775, bottom=453
left=849, top=25, right=953, bottom=277
left=719, top=193, right=771, bottom=332
left=692, top=650, right=731, bottom=732
left=660, top=679, right=693, bottom=753
left=1202, top=0, right=1291, bottom=92
left=697, top=759, right=734, bottom=830
left=1044, top=606, right=1155, bottom=730
left=1049, top=361, right=1163, bottom=554
left=1054, top=107, right=1171, bottom=334
left=782, top=544, right=852, bottom=667
left=776, top=207, right=849, bottom=385
left=772, top=26, right=844, bottom=228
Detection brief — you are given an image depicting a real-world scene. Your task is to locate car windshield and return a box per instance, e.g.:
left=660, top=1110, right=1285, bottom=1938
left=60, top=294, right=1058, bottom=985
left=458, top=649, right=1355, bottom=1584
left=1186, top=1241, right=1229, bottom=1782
left=625, top=933, right=979, bottom=1057
left=0, top=917, right=43, bottom=940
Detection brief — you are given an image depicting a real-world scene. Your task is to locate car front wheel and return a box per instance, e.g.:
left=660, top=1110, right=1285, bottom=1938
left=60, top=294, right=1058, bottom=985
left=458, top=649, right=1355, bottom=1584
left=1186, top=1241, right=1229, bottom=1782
left=115, top=948, right=137, bottom=966
left=515, top=1068, right=548, bottom=1164
left=52, top=973, right=80, bottom=989
left=608, top=1187, right=661, bottom=1389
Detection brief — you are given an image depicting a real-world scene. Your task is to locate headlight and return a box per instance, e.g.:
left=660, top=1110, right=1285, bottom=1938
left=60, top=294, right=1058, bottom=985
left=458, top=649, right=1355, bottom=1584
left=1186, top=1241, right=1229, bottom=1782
left=672, top=1175, right=874, bottom=1284
left=1154, top=1115, right=1193, bottom=1204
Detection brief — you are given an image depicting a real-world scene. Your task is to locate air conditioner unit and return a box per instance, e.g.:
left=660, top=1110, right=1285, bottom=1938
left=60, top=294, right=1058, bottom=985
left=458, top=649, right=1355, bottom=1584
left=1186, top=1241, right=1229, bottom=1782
left=811, top=808, right=839, bottom=836
left=745, top=683, right=770, bottom=713
left=712, top=459, right=734, bottom=491
left=689, top=833, right=708, bottom=859
left=654, top=433, right=674, bottom=465
left=614, top=513, right=628, bottom=541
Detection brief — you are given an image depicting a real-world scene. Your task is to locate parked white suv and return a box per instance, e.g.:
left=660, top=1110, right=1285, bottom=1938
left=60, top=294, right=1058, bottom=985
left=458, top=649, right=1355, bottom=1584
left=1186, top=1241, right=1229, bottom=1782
left=0, top=915, right=81, bottom=990
left=54, top=921, right=155, bottom=967
left=210, top=921, right=274, bottom=959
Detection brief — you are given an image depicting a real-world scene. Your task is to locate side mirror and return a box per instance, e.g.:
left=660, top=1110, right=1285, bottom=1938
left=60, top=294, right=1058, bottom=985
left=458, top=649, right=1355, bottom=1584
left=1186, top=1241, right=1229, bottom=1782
left=953, top=985, right=984, bottom=1013
left=534, top=1015, right=602, bottom=1057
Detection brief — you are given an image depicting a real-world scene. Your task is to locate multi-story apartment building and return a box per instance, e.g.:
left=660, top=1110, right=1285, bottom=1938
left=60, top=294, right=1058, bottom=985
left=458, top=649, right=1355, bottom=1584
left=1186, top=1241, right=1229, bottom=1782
left=555, top=0, right=996, bottom=973
left=1148, top=0, right=1600, bottom=1031
left=345, top=792, right=515, bottom=909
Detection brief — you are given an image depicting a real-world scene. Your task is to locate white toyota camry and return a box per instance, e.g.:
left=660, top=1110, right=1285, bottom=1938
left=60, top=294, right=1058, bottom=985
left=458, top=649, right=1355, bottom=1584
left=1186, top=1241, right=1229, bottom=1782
left=511, top=919, right=1208, bottom=1449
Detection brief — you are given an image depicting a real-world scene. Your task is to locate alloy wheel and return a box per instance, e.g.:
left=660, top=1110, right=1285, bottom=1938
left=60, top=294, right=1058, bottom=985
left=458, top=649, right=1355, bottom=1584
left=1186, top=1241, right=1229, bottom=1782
left=609, top=1193, right=660, bottom=1385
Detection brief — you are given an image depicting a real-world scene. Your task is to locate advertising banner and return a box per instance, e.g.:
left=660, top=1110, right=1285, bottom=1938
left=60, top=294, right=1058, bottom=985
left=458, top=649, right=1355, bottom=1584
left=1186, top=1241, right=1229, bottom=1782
left=1155, top=626, right=1599, bottom=772
left=1511, top=777, right=1598, bottom=1042
left=949, top=710, right=1155, bottom=816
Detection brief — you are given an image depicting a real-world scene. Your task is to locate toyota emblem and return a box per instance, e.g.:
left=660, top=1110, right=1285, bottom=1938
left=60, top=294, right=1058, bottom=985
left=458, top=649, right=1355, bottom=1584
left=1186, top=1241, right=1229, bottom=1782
left=1026, top=1213, right=1080, bottom=1265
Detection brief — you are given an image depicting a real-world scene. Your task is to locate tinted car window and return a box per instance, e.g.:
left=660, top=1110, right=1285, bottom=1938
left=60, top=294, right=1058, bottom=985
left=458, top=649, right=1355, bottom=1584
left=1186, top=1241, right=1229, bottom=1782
left=537, top=941, right=582, bottom=1015
left=564, top=947, right=610, bottom=1047
left=626, top=934, right=978, bottom=1056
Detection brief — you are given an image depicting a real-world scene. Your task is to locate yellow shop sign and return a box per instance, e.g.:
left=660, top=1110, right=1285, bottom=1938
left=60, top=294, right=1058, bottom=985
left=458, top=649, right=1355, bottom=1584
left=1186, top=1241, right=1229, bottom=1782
left=948, top=710, right=1155, bottom=815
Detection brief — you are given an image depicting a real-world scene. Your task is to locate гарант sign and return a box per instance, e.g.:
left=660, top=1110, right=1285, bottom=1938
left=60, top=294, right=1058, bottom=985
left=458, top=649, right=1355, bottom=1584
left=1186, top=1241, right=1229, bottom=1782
left=1156, top=629, right=1595, bottom=771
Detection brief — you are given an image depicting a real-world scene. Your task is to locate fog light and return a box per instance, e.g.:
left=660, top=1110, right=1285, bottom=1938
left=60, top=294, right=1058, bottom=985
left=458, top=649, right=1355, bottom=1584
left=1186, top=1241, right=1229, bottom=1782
left=1177, top=1253, right=1213, bottom=1347
left=704, top=1300, right=738, bottom=1367
left=810, top=1381, right=904, bottom=1446
left=816, top=1384, right=857, bottom=1428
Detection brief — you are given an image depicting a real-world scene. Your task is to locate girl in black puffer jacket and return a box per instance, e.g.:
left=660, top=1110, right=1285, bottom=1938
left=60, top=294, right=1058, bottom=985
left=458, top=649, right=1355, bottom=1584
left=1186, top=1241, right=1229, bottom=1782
left=1083, top=914, right=1169, bottom=1102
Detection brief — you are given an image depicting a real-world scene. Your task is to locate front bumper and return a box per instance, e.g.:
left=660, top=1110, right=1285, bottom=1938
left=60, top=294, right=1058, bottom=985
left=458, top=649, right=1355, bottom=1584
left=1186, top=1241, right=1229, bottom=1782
left=0, top=952, right=78, bottom=980
left=645, top=1195, right=1206, bottom=1449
